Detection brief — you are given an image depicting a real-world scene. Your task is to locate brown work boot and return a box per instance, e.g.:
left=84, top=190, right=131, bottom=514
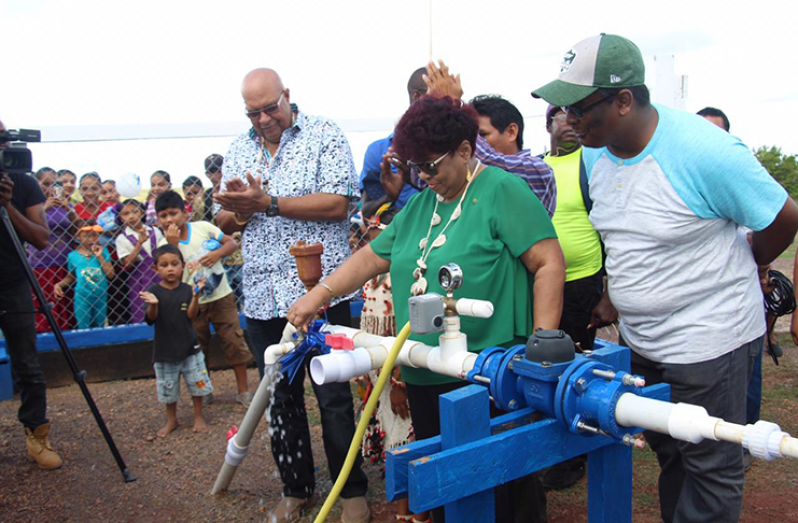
left=268, top=495, right=316, bottom=523
left=26, top=423, right=63, bottom=470
left=341, top=496, right=370, bottom=523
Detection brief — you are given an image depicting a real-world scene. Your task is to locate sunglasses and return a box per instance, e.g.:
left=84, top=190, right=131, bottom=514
left=245, top=90, right=285, bottom=119
left=561, top=93, right=615, bottom=119
left=407, top=151, right=449, bottom=176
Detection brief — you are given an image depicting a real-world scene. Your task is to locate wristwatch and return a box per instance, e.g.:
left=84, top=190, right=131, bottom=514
left=266, top=195, right=279, bottom=217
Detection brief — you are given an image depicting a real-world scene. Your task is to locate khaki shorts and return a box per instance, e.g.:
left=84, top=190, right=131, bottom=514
left=192, top=293, right=253, bottom=366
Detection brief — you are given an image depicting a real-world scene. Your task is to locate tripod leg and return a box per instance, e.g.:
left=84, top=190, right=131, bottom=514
left=1, top=208, right=135, bottom=482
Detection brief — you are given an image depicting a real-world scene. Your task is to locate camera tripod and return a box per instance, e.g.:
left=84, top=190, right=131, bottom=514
left=1, top=206, right=135, bottom=482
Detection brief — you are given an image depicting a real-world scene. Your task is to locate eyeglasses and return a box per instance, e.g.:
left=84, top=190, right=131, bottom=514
left=245, top=91, right=285, bottom=119
left=561, top=93, right=615, bottom=119
left=407, top=152, right=449, bottom=176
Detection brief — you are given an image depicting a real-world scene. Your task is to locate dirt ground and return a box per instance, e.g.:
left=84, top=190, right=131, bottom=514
left=1, top=258, right=797, bottom=522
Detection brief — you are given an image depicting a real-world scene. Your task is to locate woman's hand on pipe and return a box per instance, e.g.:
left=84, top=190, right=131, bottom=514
left=286, top=287, right=327, bottom=332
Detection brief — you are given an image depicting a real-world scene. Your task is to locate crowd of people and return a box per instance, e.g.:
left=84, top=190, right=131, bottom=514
left=2, top=31, right=797, bottom=523
left=27, top=160, right=245, bottom=332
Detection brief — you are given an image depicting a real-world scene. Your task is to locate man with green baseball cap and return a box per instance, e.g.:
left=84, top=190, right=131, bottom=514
left=532, top=33, right=645, bottom=107
left=533, top=34, right=798, bottom=523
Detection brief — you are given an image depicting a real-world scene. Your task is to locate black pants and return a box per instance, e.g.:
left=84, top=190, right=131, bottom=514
left=549, top=271, right=604, bottom=482
left=245, top=300, right=368, bottom=499
left=0, top=281, right=48, bottom=430
left=559, top=271, right=603, bottom=352
left=406, top=381, right=547, bottom=523
left=625, top=335, right=759, bottom=523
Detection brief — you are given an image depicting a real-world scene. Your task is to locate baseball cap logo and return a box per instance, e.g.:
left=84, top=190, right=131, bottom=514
left=610, top=74, right=622, bottom=84
left=560, top=49, right=576, bottom=73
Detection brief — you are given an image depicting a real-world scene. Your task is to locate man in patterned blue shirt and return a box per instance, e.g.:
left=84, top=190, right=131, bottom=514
left=216, top=68, right=369, bottom=523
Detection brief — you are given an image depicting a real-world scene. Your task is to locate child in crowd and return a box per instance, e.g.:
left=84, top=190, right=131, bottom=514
left=101, top=180, right=120, bottom=205
left=140, top=245, right=212, bottom=436
left=115, top=199, right=164, bottom=323
left=182, top=176, right=207, bottom=222
left=29, top=167, right=80, bottom=332
left=54, top=221, right=115, bottom=329
left=56, top=169, right=77, bottom=204
left=75, top=172, right=112, bottom=221
left=155, top=191, right=253, bottom=407
left=145, top=170, right=172, bottom=226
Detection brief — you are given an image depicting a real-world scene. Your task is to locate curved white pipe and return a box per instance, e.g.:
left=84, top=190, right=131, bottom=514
left=264, top=342, right=298, bottom=365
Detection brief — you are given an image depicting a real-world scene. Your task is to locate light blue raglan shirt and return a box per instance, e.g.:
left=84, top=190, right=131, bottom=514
left=583, top=104, right=787, bottom=364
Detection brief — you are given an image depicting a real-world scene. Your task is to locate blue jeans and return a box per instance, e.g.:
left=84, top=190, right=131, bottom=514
left=746, top=343, right=762, bottom=424
left=245, top=300, right=368, bottom=499
left=0, top=281, right=49, bottom=429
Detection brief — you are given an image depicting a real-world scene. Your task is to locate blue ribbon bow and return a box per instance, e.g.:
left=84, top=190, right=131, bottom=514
left=279, top=320, right=331, bottom=384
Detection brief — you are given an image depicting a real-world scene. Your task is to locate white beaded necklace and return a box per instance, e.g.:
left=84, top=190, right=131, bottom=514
left=411, top=160, right=481, bottom=296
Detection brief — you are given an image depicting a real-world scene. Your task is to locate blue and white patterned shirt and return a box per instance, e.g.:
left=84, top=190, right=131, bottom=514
left=221, top=112, right=359, bottom=321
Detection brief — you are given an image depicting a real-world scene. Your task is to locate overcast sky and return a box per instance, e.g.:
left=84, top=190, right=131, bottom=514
left=2, top=0, right=797, bottom=188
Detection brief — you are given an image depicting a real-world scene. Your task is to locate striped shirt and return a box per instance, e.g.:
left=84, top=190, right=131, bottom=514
left=475, top=136, right=556, bottom=217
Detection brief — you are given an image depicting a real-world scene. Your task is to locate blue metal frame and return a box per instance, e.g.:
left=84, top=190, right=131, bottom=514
left=386, top=342, right=670, bottom=522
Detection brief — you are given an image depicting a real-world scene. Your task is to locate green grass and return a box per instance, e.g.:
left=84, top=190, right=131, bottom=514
left=778, top=239, right=798, bottom=259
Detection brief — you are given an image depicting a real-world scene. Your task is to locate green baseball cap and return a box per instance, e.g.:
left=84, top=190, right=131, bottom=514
left=532, top=33, right=645, bottom=107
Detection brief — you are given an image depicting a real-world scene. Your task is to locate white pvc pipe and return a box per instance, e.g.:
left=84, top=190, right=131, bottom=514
left=264, top=341, right=298, bottom=365
left=309, top=330, right=478, bottom=385
left=455, top=298, right=494, bottom=318
left=615, top=393, right=675, bottom=435
left=615, top=393, right=798, bottom=461
left=212, top=364, right=279, bottom=494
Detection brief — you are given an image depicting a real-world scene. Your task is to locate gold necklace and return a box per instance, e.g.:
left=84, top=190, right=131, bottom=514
left=411, top=160, right=481, bottom=296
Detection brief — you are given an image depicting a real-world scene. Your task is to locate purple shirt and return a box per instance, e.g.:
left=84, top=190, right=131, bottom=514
left=28, top=206, right=73, bottom=268
left=475, top=136, right=557, bottom=218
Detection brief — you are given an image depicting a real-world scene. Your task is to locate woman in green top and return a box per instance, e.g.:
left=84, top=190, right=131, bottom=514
left=288, top=96, right=564, bottom=522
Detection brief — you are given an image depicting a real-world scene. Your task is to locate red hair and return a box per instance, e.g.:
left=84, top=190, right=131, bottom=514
left=393, top=96, right=479, bottom=161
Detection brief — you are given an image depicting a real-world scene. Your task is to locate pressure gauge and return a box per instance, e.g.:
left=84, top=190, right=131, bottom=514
left=438, top=263, right=463, bottom=295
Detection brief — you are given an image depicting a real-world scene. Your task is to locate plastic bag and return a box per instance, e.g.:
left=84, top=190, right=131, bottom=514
left=191, top=239, right=225, bottom=297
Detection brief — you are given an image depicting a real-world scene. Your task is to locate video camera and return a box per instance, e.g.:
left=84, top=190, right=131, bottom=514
left=0, top=129, right=41, bottom=175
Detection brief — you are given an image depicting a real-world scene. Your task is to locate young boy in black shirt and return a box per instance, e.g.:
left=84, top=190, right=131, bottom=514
left=140, top=245, right=213, bottom=437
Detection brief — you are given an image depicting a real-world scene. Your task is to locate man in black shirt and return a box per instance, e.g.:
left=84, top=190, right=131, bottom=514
left=0, top=118, right=62, bottom=469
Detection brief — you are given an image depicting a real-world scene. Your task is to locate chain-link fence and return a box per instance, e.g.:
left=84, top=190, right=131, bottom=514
left=28, top=195, right=244, bottom=333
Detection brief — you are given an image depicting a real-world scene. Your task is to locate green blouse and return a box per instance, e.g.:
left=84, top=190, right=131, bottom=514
left=370, top=166, right=557, bottom=385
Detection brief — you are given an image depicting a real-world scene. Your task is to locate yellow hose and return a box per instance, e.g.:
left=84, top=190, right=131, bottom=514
left=314, top=322, right=412, bottom=522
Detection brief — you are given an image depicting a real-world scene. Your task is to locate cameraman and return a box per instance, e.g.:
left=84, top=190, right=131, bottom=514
left=0, top=118, right=62, bottom=469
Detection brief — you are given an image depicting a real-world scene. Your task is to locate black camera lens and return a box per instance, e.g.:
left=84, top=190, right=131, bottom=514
left=433, top=316, right=443, bottom=328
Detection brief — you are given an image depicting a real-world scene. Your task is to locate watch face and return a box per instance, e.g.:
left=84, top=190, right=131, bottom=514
left=267, top=196, right=278, bottom=216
